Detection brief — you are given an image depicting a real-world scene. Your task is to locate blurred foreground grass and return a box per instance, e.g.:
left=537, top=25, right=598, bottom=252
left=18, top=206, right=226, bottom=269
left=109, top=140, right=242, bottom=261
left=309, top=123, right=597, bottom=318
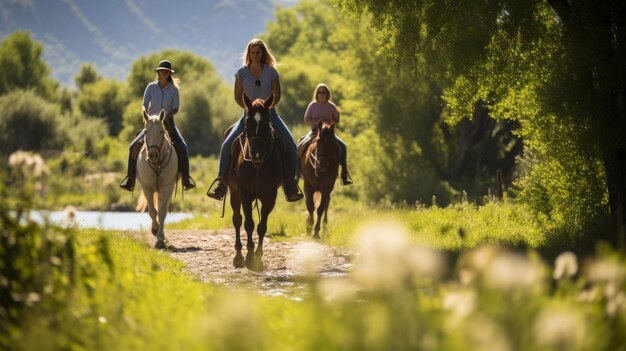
left=4, top=217, right=626, bottom=350
left=4, top=152, right=625, bottom=350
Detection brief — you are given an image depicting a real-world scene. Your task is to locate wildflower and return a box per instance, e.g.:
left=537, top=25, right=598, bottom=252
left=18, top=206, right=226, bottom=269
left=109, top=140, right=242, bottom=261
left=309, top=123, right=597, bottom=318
left=353, top=219, right=410, bottom=291
left=553, top=251, right=578, bottom=280
left=442, top=289, right=476, bottom=325
left=533, top=305, right=587, bottom=350
left=292, top=241, right=324, bottom=277
left=483, top=251, right=544, bottom=292
left=584, top=258, right=624, bottom=284
left=456, top=246, right=499, bottom=285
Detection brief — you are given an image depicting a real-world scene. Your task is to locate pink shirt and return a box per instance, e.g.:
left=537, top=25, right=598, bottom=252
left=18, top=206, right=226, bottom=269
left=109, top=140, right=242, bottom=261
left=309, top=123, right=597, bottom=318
left=303, top=101, right=340, bottom=126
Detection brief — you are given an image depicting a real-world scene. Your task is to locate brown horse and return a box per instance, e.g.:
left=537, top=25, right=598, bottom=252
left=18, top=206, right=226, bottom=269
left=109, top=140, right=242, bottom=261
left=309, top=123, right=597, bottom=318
left=298, top=120, right=340, bottom=239
left=227, top=93, right=282, bottom=271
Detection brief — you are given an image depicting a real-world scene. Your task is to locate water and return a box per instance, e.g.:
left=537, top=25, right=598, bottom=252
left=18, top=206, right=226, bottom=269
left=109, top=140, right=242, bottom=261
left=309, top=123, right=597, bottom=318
left=28, top=210, right=194, bottom=231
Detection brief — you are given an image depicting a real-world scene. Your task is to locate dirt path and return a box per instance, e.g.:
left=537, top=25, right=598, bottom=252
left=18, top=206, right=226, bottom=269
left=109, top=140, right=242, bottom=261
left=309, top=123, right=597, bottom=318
left=138, top=229, right=354, bottom=299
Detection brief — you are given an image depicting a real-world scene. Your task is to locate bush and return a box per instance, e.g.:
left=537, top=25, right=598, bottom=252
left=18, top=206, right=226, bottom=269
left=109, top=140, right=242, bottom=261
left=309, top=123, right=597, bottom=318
left=0, top=90, right=65, bottom=156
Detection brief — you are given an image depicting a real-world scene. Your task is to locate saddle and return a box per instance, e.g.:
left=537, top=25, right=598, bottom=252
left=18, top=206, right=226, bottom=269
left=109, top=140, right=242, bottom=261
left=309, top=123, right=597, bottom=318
left=225, top=123, right=287, bottom=174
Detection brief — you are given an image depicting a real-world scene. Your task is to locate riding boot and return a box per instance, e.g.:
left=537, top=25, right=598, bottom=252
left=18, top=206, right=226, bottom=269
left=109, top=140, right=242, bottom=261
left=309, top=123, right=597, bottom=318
left=340, top=169, right=353, bottom=186
left=207, top=177, right=227, bottom=201
left=172, top=139, right=196, bottom=191
left=120, top=140, right=142, bottom=192
left=284, top=177, right=304, bottom=202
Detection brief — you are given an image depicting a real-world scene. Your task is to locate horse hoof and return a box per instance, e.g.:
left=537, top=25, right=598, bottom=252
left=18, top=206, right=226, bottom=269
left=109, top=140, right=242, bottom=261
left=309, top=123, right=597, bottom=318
left=155, top=240, right=167, bottom=250
left=313, top=233, right=321, bottom=240
left=233, top=256, right=245, bottom=268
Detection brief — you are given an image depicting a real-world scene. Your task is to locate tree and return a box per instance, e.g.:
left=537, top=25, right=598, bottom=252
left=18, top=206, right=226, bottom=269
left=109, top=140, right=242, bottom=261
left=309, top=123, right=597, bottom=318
left=340, top=0, right=625, bottom=240
left=76, top=79, right=128, bottom=136
left=75, top=63, right=101, bottom=90
left=0, top=31, right=57, bottom=98
left=0, top=90, right=65, bottom=156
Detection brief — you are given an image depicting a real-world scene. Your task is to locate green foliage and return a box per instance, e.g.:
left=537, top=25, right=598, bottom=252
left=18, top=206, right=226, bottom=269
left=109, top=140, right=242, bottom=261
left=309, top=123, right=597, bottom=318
left=174, top=77, right=239, bottom=156
left=0, top=89, right=65, bottom=156
left=338, top=0, right=624, bottom=238
left=74, top=63, right=102, bottom=90
left=0, top=31, right=58, bottom=98
left=76, top=78, right=129, bottom=136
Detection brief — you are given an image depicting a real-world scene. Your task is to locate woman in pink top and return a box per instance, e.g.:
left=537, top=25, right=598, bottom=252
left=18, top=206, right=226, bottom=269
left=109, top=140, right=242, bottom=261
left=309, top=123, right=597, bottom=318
left=299, top=83, right=352, bottom=185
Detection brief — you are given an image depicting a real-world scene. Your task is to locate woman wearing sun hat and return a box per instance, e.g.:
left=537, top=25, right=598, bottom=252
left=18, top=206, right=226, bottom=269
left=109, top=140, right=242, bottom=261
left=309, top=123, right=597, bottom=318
left=120, top=59, right=196, bottom=191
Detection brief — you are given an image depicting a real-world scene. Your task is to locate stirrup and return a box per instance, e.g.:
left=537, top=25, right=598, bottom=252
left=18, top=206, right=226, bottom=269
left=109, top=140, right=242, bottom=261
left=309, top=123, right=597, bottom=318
left=284, top=180, right=303, bottom=202
left=340, top=172, right=353, bottom=186
left=207, top=178, right=227, bottom=201
left=182, top=176, right=196, bottom=191
left=119, top=175, right=135, bottom=192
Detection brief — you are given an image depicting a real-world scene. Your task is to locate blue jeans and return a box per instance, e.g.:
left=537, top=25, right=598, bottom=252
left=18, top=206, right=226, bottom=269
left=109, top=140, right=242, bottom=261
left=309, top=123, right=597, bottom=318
left=297, top=129, right=348, bottom=171
left=218, top=108, right=297, bottom=177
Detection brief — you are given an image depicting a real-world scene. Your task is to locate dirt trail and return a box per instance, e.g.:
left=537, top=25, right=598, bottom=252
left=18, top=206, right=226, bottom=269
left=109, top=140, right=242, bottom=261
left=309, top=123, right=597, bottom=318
left=138, top=229, right=354, bottom=299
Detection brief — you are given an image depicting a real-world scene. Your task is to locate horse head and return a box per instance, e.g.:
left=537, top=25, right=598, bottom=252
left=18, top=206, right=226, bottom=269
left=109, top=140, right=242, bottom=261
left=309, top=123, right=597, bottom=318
left=243, top=93, right=274, bottom=166
left=142, top=109, right=167, bottom=164
left=312, top=120, right=338, bottom=173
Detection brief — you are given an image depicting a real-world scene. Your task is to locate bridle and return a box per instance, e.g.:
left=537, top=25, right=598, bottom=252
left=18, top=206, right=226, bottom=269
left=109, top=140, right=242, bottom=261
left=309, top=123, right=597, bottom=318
left=240, top=111, right=274, bottom=167
left=144, top=124, right=174, bottom=188
left=308, top=129, right=338, bottom=178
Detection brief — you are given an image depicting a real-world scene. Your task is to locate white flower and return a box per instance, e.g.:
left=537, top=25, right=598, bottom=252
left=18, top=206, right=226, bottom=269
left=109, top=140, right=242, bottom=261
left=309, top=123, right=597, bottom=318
left=553, top=251, right=578, bottom=280
left=533, top=305, right=587, bottom=350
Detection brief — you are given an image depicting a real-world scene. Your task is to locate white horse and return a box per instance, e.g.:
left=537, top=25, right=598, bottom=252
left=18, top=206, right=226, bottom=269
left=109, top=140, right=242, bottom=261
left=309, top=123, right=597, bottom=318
left=136, top=110, right=178, bottom=249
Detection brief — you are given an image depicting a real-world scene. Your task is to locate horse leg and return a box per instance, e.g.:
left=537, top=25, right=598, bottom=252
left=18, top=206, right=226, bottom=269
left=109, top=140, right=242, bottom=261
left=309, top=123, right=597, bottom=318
left=155, top=182, right=176, bottom=249
left=254, top=189, right=277, bottom=272
left=315, top=192, right=331, bottom=239
left=241, top=195, right=256, bottom=270
left=142, top=188, right=159, bottom=238
left=230, top=189, right=244, bottom=268
left=304, top=183, right=315, bottom=234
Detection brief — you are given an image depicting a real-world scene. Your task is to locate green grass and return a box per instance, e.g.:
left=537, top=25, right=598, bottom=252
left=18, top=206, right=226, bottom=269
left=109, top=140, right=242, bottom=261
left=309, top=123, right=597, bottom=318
left=8, top=224, right=626, bottom=351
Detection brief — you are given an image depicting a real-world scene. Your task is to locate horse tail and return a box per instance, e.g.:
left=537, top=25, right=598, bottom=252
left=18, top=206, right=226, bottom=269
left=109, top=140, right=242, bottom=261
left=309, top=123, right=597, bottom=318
left=136, top=192, right=148, bottom=212
left=314, top=191, right=322, bottom=209
left=136, top=191, right=160, bottom=212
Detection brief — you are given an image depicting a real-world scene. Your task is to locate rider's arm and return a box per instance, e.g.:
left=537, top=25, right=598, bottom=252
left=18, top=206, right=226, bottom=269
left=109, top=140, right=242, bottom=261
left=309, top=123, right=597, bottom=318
left=271, top=78, right=281, bottom=106
left=234, top=77, right=244, bottom=108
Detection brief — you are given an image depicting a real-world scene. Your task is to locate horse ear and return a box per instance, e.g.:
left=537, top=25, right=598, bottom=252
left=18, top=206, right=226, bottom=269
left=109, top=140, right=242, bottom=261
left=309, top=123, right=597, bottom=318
left=264, top=93, right=275, bottom=109
left=159, top=109, right=165, bottom=122
left=143, top=110, right=149, bottom=123
left=330, top=120, right=336, bottom=129
left=243, top=94, right=252, bottom=110
left=318, top=120, right=324, bottom=130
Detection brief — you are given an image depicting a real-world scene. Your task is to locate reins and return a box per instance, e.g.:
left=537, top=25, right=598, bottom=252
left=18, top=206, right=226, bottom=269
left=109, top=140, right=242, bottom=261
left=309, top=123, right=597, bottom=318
left=144, top=130, right=175, bottom=191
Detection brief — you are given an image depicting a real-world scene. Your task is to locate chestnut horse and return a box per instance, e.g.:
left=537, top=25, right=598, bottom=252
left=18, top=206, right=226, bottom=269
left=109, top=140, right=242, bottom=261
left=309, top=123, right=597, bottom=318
left=298, top=120, right=340, bottom=239
left=227, top=93, right=282, bottom=271
left=136, top=110, right=178, bottom=249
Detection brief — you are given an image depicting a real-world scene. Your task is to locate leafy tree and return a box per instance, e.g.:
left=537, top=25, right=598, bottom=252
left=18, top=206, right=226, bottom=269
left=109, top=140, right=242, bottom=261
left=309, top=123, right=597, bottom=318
left=74, top=63, right=101, bottom=90
left=0, top=90, right=65, bottom=156
left=76, top=79, right=129, bottom=136
left=0, top=31, right=57, bottom=98
left=340, top=0, right=625, bottom=239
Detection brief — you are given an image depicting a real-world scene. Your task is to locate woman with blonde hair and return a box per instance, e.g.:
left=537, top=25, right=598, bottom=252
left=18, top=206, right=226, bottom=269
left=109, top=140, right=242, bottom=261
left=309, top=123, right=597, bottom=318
left=207, top=38, right=303, bottom=202
left=298, top=83, right=352, bottom=185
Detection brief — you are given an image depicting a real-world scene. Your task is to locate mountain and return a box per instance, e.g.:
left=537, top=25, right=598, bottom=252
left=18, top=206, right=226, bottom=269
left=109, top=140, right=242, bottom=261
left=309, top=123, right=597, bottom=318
left=0, top=0, right=295, bottom=88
